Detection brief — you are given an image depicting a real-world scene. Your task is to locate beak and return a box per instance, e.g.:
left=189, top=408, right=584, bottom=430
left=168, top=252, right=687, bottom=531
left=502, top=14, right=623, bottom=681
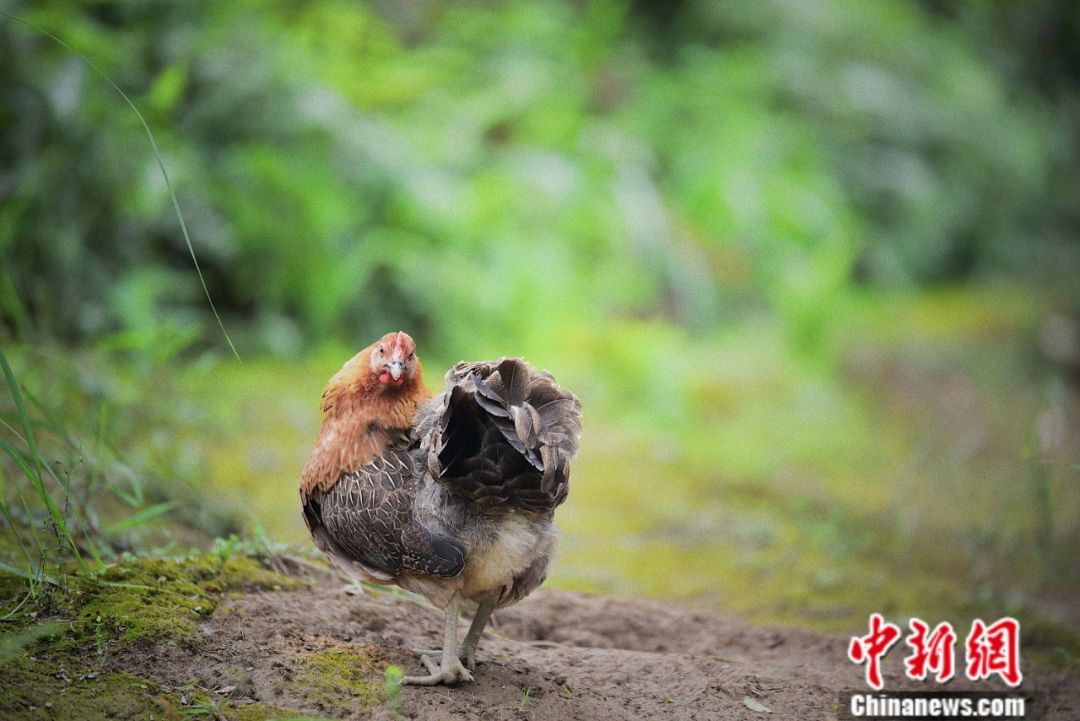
left=387, top=360, right=404, bottom=381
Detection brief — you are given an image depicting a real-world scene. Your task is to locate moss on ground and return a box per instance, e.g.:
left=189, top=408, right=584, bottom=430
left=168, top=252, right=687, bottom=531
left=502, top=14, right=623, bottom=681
left=0, top=655, right=330, bottom=721
left=233, top=703, right=335, bottom=721
left=73, top=554, right=305, bottom=645
left=0, top=552, right=307, bottom=720
left=0, top=570, right=31, bottom=611
left=289, top=645, right=385, bottom=717
left=0, top=651, right=172, bottom=721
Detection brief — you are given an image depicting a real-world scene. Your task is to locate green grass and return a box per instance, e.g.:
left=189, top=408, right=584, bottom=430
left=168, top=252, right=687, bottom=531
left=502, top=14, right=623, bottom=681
left=0, top=344, right=229, bottom=588
left=0, top=345, right=97, bottom=580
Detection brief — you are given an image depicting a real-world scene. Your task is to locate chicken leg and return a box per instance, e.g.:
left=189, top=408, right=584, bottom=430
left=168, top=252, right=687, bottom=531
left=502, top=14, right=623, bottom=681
left=459, top=591, right=497, bottom=671
left=402, top=591, right=473, bottom=685
left=413, top=589, right=498, bottom=672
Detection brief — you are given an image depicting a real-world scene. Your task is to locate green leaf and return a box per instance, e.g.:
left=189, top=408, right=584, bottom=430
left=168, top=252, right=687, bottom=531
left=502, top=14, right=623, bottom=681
left=147, top=63, right=187, bottom=113
left=743, top=696, right=772, bottom=713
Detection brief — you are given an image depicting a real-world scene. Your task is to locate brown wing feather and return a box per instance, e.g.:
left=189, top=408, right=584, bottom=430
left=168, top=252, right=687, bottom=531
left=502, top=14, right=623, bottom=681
left=302, top=446, right=464, bottom=578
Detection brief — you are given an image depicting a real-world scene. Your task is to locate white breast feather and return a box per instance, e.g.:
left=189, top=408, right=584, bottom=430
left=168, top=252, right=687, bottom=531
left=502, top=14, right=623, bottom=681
left=462, top=515, right=542, bottom=598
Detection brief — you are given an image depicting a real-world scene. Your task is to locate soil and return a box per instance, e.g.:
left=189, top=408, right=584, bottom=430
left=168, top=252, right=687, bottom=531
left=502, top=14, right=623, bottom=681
left=114, top=570, right=1079, bottom=721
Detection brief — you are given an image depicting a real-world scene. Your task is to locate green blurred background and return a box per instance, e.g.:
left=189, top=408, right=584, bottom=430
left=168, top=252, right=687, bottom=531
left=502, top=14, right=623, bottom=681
left=1, top=0, right=1078, bottom=639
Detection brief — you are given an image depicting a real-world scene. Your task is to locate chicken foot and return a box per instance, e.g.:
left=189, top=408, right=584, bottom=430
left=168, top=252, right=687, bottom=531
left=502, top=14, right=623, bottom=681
left=402, top=591, right=473, bottom=685
left=412, top=590, right=498, bottom=672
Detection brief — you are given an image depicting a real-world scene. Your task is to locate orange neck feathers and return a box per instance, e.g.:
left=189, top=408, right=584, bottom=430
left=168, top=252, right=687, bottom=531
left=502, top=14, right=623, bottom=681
left=299, top=347, right=431, bottom=495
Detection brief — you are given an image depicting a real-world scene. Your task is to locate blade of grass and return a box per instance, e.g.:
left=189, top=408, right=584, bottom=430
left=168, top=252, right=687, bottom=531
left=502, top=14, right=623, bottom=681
left=0, top=347, right=84, bottom=569
left=0, top=267, right=29, bottom=340
left=8, top=485, right=48, bottom=587
left=89, top=403, right=109, bottom=498
left=23, top=389, right=79, bottom=449
left=19, top=395, right=106, bottom=561
left=1, top=587, right=33, bottom=621
left=40, top=461, right=105, bottom=568
left=0, top=414, right=106, bottom=567
left=0, top=487, right=36, bottom=581
left=0, top=433, right=49, bottom=560
left=103, top=501, right=179, bottom=535
left=19, top=391, right=108, bottom=565
left=0, top=436, right=40, bottom=482
left=0, top=411, right=55, bottom=435
left=0, top=560, right=59, bottom=586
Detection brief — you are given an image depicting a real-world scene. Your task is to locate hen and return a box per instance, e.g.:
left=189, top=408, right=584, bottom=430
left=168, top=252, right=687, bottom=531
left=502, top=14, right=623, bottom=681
left=300, top=331, right=582, bottom=685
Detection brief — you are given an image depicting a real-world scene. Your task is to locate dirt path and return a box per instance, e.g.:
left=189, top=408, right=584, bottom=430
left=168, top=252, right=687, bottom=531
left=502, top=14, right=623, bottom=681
left=116, top=579, right=1078, bottom=720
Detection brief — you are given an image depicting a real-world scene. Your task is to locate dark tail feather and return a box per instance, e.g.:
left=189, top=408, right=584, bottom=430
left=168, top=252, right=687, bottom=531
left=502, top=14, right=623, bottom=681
left=425, top=358, right=582, bottom=513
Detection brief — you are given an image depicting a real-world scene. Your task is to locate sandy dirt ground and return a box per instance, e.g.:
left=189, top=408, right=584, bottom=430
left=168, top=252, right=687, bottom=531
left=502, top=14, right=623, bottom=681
left=116, top=576, right=1078, bottom=721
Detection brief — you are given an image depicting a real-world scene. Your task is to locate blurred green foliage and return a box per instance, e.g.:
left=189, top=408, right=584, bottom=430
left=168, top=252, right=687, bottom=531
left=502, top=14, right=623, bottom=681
left=2, top=0, right=1077, bottom=355
left=1, top=0, right=1078, bottom=634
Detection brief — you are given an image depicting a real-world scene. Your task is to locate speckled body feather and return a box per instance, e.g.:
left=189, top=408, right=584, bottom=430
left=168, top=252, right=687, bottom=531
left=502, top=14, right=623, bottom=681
left=300, top=349, right=582, bottom=610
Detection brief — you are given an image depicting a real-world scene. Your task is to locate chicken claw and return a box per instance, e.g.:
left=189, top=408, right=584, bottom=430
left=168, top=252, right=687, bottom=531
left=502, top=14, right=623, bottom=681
left=402, top=592, right=475, bottom=686
left=410, top=647, right=477, bottom=672
left=403, top=653, right=474, bottom=686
